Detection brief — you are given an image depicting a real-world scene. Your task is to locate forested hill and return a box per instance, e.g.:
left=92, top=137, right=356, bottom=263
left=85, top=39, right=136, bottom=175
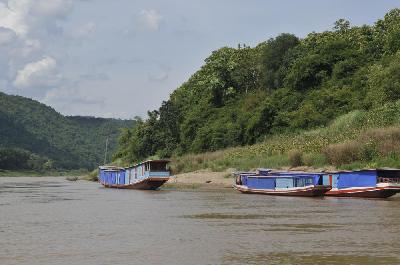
left=114, top=9, right=400, bottom=163
left=0, top=92, right=133, bottom=170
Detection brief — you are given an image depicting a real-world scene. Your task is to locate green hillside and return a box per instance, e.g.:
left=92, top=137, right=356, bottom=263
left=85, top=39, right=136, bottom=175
left=0, top=92, right=133, bottom=170
left=114, top=9, right=400, bottom=168
left=172, top=101, right=400, bottom=173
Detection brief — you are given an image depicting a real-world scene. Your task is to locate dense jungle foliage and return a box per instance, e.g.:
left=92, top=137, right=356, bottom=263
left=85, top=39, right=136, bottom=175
left=0, top=92, right=133, bottom=170
left=114, top=9, right=400, bottom=164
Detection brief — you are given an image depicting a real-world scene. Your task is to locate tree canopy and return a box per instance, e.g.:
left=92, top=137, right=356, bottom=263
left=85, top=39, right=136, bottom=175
left=114, top=9, right=400, bottom=164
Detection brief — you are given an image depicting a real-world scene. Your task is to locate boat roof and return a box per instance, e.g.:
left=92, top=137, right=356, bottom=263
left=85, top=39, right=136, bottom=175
left=326, top=168, right=400, bottom=173
left=125, top=159, right=170, bottom=169
left=233, top=171, right=258, bottom=176
left=258, top=169, right=324, bottom=175
left=99, top=165, right=124, bottom=171
left=247, top=174, right=316, bottom=178
left=259, top=168, right=400, bottom=174
left=258, top=168, right=272, bottom=172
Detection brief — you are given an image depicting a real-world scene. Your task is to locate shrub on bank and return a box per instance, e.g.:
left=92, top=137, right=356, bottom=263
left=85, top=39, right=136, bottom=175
left=288, top=150, right=303, bottom=167
left=324, top=141, right=361, bottom=166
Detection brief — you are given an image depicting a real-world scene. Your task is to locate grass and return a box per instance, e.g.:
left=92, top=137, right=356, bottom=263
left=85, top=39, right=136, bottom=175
left=171, top=101, right=400, bottom=173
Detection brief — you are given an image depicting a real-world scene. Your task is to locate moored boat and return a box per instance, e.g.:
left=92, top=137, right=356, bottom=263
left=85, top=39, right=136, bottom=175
left=322, top=169, right=400, bottom=198
left=234, top=171, right=331, bottom=197
left=99, top=160, right=170, bottom=190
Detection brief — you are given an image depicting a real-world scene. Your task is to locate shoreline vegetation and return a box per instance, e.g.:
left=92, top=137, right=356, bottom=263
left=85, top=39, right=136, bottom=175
left=0, top=169, right=88, bottom=177
left=170, top=102, right=400, bottom=175
left=84, top=101, right=400, bottom=188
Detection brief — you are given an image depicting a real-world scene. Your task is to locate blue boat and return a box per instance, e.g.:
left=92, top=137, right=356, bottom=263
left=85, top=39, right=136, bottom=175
left=322, top=169, right=400, bottom=198
left=256, top=168, right=400, bottom=198
left=99, top=160, right=170, bottom=190
left=234, top=170, right=331, bottom=196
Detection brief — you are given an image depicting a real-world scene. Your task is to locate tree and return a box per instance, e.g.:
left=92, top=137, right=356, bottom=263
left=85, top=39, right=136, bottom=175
left=261, top=33, right=300, bottom=90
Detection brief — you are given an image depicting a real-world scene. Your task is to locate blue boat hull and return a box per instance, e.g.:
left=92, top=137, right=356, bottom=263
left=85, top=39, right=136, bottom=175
left=100, top=177, right=169, bottom=190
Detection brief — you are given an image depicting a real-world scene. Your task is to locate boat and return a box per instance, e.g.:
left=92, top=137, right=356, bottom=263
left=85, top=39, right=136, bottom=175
left=322, top=169, right=400, bottom=198
left=234, top=170, right=331, bottom=196
left=98, top=160, right=170, bottom=190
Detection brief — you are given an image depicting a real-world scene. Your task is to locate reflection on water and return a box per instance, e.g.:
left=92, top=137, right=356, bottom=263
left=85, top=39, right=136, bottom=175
left=0, top=177, right=399, bottom=265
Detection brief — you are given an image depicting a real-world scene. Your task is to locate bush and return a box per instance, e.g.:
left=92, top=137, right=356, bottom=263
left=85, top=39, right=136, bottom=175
left=84, top=169, right=99, bottom=181
left=303, top=153, right=326, bottom=167
left=288, top=149, right=303, bottom=167
left=324, top=141, right=361, bottom=165
left=361, top=127, right=400, bottom=156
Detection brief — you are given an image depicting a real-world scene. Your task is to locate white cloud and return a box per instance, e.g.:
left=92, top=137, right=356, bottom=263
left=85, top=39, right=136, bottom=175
left=0, top=26, right=16, bottom=45
left=0, top=0, right=73, bottom=43
left=0, top=0, right=74, bottom=92
left=137, top=9, right=162, bottom=31
left=13, top=56, right=59, bottom=88
left=0, top=0, right=31, bottom=36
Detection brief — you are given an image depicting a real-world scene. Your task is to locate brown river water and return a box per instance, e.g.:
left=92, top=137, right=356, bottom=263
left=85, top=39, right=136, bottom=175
left=0, top=177, right=399, bottom=265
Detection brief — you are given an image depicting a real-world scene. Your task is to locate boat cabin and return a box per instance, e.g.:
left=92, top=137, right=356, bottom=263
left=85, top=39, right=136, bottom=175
left=124, top=159, right=170, bottom=183
left=239, top=173, right=321, bottom=190
left=257, top=170, right=324, bottom=186
left=98, top=166, right=125, bottom=185
left=98, top=160, right=170, bottom=187
left=322, top=169, right=400, bottom=188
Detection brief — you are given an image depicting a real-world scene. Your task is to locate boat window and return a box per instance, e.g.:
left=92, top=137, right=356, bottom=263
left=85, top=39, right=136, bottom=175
left=377, top=177, right=400, bottom=184
left=149, top=162, right=167, bottom=171
left=305, top=178, right=314, bottom=186
left=294, top=177, right=314, bottom=187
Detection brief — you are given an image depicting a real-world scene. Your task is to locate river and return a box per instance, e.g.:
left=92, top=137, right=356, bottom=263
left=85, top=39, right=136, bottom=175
left=0, top=177, right=399, bottom=265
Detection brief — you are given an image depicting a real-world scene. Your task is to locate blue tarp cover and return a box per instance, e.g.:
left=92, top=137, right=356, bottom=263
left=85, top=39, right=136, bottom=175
left=100, top=169, right=126, bottom=185
left=260, top=171, right=322, bottom=185
left=337, top=171, right=377, bottom=188
left=247, top=177, right=275, bottom=189
left=119, top=171, right=125, bottom=185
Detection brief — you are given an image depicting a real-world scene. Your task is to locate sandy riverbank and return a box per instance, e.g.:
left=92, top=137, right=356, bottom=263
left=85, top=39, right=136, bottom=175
left=165, top=169, right=235, bottom=189
left=164, top=166, right=336, bottom=189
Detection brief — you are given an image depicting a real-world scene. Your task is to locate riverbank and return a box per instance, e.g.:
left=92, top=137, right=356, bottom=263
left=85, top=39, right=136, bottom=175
left=164, top=165, right=337, bottom=189
left=164, top=169, right=234, bottom=189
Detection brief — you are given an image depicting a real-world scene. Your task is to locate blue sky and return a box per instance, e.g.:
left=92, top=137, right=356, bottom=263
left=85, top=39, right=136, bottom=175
left=0, top=0, right=398, bottom=118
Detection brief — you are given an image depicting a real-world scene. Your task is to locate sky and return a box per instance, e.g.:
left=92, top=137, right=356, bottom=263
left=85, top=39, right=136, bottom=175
left=0, top=0, right=399, bottom=119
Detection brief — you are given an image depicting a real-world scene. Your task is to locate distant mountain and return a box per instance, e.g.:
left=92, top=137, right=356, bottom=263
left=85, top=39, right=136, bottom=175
left=0, top=92, right=134, bottom=170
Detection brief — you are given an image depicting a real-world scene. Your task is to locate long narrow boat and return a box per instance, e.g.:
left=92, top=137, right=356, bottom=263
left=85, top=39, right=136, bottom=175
left=98, top=160, right=170, bottom=190
left=259, top=168, right=400, bottom=198
left=322, top=169, right=400, bottom=198
left=234, top=171, right=331, bottom=197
